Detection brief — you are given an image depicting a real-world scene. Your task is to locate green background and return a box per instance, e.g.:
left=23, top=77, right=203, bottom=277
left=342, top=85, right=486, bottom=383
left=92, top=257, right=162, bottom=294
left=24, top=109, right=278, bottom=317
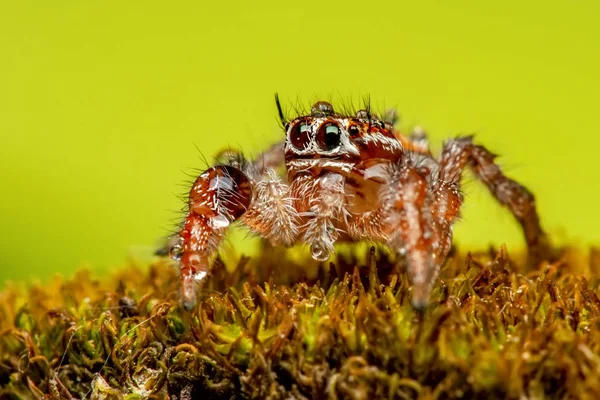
left=1, top=1, right=599, bottom=285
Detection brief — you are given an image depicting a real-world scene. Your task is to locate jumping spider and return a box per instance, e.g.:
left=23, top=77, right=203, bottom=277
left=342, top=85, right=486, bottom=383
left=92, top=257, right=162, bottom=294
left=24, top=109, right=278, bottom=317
left=170, top=96, right=550, bottom=310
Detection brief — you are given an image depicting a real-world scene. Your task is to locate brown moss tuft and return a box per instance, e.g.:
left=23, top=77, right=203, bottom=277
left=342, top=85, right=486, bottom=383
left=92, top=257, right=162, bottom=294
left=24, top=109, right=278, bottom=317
left=1, top=244, right=600, bottom=399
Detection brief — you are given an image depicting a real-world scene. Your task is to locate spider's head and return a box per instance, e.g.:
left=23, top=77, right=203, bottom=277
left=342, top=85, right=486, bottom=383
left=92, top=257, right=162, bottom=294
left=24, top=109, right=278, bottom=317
left=281, top=100, right=403, bottom=178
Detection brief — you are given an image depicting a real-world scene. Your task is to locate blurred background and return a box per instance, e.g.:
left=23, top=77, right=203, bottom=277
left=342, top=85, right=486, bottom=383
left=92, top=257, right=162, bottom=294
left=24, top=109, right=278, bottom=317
left=1, top=1, right=599, bottom=285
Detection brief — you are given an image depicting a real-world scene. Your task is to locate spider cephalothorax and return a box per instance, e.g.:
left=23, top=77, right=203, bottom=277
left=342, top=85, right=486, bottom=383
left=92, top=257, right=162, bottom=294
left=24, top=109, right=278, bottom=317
left=171, top=96, right=550, bottom=310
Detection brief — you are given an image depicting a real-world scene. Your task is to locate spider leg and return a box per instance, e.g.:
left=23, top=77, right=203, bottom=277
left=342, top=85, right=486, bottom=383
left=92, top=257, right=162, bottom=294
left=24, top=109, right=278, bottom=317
left=242, top=168, right=300, bottom=247
left=216, top=140, right=286, bottom=175
left=177, top=142, right=293, bottom=310
left=175, top=165, right=253, bottom=310
left=436, top=136, right=551, bottom=265
left=393, top=126, right=432, bottom=155
left=253, top=140, right=286, bottom=173
left=429, top=180, right=462, bottom=264
left=297, top=173, right=347, bottom=261
left=381, top=160, right=438, bottom=309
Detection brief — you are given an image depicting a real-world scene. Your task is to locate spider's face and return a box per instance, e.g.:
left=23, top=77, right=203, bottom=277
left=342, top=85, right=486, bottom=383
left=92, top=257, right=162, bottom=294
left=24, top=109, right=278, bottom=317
left=284, top=101, right=403, bottom=178
left=284, top=102, right=358, bottom=159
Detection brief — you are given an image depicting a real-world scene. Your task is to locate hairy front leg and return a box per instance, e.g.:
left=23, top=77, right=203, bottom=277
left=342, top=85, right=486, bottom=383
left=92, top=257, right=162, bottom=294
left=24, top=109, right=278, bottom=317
left=174, top=165, right=252, bottom=310
left=291, top=173, right=347, bottom=261
left=242, top=168, right=300, bottom=247
left=175, top=142, right=293, bottom=310
left=217, top=141, right=293, bottom=245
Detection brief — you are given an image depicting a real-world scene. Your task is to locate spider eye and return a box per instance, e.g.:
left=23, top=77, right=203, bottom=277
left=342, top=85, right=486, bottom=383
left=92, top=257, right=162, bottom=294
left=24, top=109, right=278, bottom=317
left=317, top=122, right=341, bottom=151
left=348, top=125, right=360, bottom=137
left=289, top=120, right=311, bottom=150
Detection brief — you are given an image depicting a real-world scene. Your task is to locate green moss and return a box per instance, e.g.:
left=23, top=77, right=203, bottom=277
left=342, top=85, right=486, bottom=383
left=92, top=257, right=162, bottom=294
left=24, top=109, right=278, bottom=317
left=1, top=244, right=600, bottom=399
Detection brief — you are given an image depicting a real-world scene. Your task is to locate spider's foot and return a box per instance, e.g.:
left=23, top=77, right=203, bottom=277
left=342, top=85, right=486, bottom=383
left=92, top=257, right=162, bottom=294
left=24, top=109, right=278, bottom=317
left=411, top=281, right=433, bottom=312
left=179, top=252, right=210, bottom=311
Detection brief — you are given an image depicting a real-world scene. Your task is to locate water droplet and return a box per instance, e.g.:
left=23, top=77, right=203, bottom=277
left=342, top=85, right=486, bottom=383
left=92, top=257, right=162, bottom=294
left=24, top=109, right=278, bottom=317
left=169, top=238, right=184, bottom=261
left=310, top=241, right=331, bottom=261
left=194, top=271, right=208, bottom=282
left=311, top=101, right=334, bottom=117
left=210, top=215, right=230, bottom=229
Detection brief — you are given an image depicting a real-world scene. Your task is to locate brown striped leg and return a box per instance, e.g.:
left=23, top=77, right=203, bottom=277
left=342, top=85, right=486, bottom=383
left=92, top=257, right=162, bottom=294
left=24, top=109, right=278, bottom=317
left=174, top=165, right=252, bottom=310
left=252, top=140, right=286, bottom=173
left=216, top=140, right=286, bottom=176
left=436, top=136, right=551, bottom=266
left=429, top=180, right=463, bottom=266
left=382, top=161, right=437, bottom=309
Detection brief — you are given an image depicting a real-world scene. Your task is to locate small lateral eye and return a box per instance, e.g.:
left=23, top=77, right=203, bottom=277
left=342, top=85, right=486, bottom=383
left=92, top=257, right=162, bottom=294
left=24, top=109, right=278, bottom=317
left=348, top=125, right=360, bottom=137
left=316, top=122, right=341, bottom=151
left=289, top=120, right=311, bottom=150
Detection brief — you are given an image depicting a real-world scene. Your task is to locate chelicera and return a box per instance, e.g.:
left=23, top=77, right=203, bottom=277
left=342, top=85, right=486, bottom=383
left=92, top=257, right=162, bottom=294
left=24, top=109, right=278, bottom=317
left=170, top=96, right=551, bottom=310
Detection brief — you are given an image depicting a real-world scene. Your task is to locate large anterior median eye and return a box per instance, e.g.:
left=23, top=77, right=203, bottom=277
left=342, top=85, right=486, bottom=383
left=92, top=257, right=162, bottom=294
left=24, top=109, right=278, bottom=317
left=316, top=122, right=341, bottom=151
left=289, top=120, right=311, bottom=150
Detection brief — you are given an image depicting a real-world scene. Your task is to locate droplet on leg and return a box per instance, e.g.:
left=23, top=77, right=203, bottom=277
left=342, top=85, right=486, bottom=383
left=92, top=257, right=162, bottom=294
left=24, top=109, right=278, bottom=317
left=169, top=237, right=184, bottom=261
left=310, top=240, right=331, bottom=261
left=191, top=165, right=252, bottom=222
left=210, top=215, right=230, bottom=229
left=194, top=270, right=208, bottom=282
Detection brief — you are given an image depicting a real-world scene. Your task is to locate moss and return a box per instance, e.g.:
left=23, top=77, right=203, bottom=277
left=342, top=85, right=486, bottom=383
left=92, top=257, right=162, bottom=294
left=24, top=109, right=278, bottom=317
left=1, top=243, right=600, bottom=399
